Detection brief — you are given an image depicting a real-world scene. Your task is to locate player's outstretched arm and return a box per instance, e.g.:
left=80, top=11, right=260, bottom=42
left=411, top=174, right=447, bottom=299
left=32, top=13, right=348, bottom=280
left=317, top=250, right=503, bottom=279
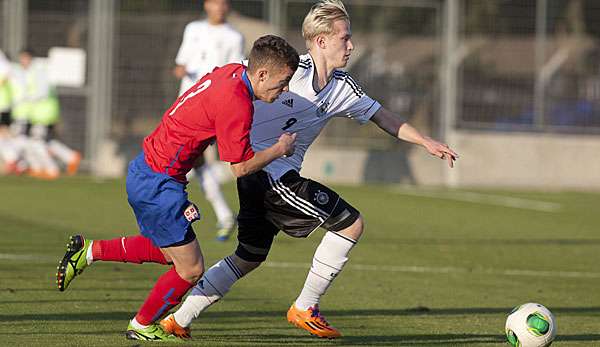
left=230, top=133, right=296, bottom=177
left=370, top=107, right=459, bottom=168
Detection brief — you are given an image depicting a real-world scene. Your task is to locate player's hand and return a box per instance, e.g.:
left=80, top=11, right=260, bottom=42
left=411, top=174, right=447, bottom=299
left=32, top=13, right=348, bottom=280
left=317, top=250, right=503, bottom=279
left=277, top=132, right=297, bottom=157
left=422, top=136, right=459, bottom=168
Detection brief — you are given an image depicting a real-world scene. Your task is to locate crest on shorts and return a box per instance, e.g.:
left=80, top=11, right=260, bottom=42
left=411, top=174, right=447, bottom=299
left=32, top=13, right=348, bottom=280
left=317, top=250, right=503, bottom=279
left=314, top=190, right=330, bottom=205
left=184, top=203, right=201, bottom=222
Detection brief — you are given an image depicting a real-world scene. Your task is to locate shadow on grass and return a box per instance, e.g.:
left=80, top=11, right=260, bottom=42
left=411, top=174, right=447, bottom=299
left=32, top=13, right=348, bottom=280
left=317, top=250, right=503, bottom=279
left=5, top=331, right=600, bottom=346
left=3, top=306, right=600, bottom=346
left=556, top=334, right=600, bottom=342
left=4, top=306, right=600, bottom=322
left=0, top=331, right=503, bottom=346
left=342, top=334, right=600, bottom=345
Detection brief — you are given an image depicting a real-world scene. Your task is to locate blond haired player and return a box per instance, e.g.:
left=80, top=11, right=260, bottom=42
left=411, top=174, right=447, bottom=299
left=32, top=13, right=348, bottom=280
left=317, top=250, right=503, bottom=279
left=161, top=0, right=458, bottom=339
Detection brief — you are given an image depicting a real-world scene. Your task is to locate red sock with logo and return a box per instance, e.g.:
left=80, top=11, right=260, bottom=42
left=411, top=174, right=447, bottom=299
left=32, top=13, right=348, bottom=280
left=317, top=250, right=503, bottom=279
left=91, top=235, right=168, bottom=265
left=135, top=267, right=194, bottom=325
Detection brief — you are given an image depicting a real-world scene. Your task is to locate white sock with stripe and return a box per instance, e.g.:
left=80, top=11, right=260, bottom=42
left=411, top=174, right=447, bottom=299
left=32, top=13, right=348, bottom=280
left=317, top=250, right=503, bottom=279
left=197, top=164, right=234, bottom=228
left=172, top=256, right=243, bottom=327
left=294, top=231, right=356, bottom=310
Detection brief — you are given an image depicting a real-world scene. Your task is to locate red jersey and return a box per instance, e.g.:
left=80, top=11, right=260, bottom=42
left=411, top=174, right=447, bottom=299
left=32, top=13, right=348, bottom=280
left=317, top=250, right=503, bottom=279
left=143, top=64, right=255, bottom=182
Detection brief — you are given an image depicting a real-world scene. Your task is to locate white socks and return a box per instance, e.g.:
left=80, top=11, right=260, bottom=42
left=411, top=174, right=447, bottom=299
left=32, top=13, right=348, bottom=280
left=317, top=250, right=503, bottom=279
left=294, top=231, right=356, bottom=310
left=171, top=232, right=357, bottom=328
left=0, top=137, right=19, bottom=163
left=196, top=164, right=234, bottom=228
left=48, top=139, right=77, bottom=164
left=86, top=240, right=94, bottom=265
left=130, top=317, right=149, bottom=329
left=173, top=256, right=243, bottom=327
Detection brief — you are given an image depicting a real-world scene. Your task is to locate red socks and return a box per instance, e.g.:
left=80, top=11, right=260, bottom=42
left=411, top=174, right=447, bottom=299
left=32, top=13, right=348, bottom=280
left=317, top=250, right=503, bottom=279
left=135, top=267, right=194, bottom=325
left=91, top=235, right=193, bottom=325
left=91, top=235, right=168, bottom=265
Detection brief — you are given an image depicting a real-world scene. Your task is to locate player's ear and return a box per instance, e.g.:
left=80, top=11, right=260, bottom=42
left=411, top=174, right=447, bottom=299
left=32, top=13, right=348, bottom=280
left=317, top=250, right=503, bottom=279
left=316, top=35, right=327, bottom=49
left=257, top=68, right=268, bottom=82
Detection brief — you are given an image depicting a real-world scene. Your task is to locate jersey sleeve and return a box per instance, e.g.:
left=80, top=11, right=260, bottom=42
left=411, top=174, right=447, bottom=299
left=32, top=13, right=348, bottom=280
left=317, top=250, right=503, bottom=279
left=342, top=95, right=381, bottom=125
left=175, top=23, right=194, bottom=67
left=215, top=99, right=255, bottom=163
left=333, top=72, right=381, bottom=124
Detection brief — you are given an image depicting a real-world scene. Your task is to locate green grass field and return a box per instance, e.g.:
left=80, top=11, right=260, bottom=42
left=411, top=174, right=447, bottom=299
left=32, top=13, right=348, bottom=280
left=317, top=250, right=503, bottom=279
left=0, top=175, right=599, bottom=346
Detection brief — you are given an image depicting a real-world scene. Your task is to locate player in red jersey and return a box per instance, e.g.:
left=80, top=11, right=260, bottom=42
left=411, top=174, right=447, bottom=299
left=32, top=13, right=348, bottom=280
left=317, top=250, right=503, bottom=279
left=55, top=35, right=299, bottom=341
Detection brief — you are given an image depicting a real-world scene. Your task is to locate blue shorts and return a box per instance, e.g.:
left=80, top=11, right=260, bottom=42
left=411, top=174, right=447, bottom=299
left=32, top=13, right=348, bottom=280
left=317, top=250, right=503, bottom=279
left=126, top=152, right=200, bottom=247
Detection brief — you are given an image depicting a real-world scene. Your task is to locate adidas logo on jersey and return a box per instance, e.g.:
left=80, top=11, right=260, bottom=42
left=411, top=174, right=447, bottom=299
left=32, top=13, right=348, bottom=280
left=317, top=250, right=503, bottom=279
left=282, top=98, right=294, bottom=108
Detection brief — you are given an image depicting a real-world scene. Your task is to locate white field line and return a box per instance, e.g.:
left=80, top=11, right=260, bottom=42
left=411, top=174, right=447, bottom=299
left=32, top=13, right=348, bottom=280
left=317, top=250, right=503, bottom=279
left=264, top=261, right=600, bottom=279
left=2, top=253, right=596, bottom=279
left=391, top=188, right=562, bottom=213
left=0, top=253, right=51, bottom=262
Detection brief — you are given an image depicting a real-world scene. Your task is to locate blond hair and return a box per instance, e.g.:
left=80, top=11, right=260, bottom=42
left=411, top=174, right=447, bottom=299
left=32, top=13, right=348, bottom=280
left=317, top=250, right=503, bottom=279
left=302, top=0, right=349, bottom=48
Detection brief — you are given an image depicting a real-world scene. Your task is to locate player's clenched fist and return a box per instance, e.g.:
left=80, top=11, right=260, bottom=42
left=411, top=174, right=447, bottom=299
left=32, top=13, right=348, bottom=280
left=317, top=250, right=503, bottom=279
left=278, top=132, right=297, bottom=157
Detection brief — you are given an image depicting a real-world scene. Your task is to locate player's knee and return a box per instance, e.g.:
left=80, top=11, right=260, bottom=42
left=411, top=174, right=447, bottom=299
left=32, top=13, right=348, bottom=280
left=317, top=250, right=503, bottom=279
left=230, top=253, right=262, bottom=275
left=338, top=214, right=364, bottom=241
left=177, top=263, right=205, bottom=283
left=323, top=200, right=362, bottom=238
left=235, top=243, right=270, bottom=264
left=352, top=214, right=365, bottom=237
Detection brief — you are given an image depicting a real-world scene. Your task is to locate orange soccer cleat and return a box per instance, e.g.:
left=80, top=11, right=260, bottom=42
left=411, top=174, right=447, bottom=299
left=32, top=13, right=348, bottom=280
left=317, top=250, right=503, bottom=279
left=160, top=314, right=191, bottom=340
left=66, top=152, right=82, bottom=176
left=286, top=303, right=341, bottom=339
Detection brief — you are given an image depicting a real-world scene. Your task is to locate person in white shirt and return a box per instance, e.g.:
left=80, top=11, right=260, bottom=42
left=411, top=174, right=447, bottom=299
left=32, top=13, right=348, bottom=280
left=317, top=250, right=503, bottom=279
left=173, top=0, right=245, bottom=241
left=162, top=0, right=459, bottom=340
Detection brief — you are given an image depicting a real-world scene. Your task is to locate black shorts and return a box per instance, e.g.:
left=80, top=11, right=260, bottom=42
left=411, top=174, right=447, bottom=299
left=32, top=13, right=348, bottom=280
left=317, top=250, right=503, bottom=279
left=235, top=170, right=360, bottom=262
left=0, top=111, right=10, bottom=126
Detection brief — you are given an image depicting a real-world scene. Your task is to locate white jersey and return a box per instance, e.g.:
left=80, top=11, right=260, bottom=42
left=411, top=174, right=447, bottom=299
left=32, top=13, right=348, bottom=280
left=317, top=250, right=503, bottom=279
left=251, top=54, right=381, bottom=180
left=175, top=20, right=244, bottom=95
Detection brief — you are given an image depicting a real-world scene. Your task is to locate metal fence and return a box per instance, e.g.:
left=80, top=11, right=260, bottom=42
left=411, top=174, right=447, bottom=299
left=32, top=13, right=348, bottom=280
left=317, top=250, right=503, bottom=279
left=459, top=0, right=600, bottom=133
left=1, top=0, right=600, bottom=173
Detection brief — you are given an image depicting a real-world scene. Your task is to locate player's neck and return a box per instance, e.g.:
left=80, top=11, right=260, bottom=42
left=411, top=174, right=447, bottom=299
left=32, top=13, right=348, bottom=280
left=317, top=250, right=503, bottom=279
left=309, top=52, right=335, bottom=91
left=207, top=18, right=226, bottom=26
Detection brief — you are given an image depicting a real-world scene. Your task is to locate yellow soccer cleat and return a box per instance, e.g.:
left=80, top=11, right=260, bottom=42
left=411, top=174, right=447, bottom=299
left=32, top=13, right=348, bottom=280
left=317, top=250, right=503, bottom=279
left=56, top=235, right=91, bottom=291
left=125, top=322, right=181, bottom=341
left=286, top=303, right=341, bottom=339
left=160, top=314, right=192, bottom=340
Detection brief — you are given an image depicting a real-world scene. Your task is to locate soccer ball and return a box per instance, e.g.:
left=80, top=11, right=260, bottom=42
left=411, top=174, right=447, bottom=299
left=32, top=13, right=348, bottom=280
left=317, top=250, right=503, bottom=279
left=505, top=303, right=556, bottom=347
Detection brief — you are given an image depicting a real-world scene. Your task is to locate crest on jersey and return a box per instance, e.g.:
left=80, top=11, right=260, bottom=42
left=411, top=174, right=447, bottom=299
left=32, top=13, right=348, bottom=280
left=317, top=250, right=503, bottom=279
left=314, top=190, right=330, bottom=205
left=184, top=203, right=201, bottom=222
left=316, top=101, right=329, bottom=117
